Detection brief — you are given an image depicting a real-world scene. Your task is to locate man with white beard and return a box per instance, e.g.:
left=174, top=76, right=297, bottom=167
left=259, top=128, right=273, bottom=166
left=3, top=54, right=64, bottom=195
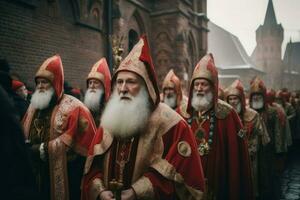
left=82, top=36, right=205, bottom=200
left=185, top=54, right=253, bottom=200
left=161, top=69, right=189, bottom=118
left=22, top=55, right=96, bottom=200
left=225, top=79, right=270, bottom=198
left=84, top=58, right=111, bottom=127
left=249, top=77, right=284, bottom=200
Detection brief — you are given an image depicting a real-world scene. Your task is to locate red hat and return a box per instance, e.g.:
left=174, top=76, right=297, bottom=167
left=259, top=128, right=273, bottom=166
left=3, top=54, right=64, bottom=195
left=225, top=79, right=246, bottom=113
left=266, top=88, right=276, bottom=105
left=249, top=76, right=267, bottom=108
left=12, top=80, right=24, bottom=91
left=113, top=35, right=160, bottom=106
left=187, top=54, right=218, bottom=115
left=87, top=58, right=111, bottom=102
left=162, top=69, right=183, bottom=105
left=71, top=88, right=81, bottom=95
left=35, top=55, right=64, bottom=100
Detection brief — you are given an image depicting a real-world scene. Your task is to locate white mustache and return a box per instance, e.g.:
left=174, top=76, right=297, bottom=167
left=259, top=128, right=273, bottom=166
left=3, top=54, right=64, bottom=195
left=119, top=93, right=134, bottom=100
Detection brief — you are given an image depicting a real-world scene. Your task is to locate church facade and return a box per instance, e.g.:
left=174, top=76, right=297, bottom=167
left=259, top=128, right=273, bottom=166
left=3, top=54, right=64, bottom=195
left=251, top=0, right=284, bottom=89
left=0, top=0, right=208, bottom=92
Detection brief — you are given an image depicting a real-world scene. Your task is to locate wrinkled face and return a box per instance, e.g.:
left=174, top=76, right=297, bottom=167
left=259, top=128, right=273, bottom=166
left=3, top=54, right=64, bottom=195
left=193, top=78, right=212, bottom=96
left=228, top=95, right=240, bottom=107
left=36, top=78, right=52, bottom=92
left=163, top=82, right=176, bottom=98
left=116, top=71, right=143, bottom=101
left=88, top=79, right=103, bottom=91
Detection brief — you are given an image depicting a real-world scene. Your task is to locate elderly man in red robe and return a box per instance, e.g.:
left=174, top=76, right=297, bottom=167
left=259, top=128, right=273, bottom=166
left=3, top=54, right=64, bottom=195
left=161, top=69, right=189, bottom=118
left=186, top=54, right=253, bottom=200
left=84, top=58, right=111, bottom=127
left=249, top=77, right=284, bottom=200
left=82, top=36, right=205, bottom=200
left=22, top=55, right=96, bottom=200
left=224, top=79, right=270, bottom=198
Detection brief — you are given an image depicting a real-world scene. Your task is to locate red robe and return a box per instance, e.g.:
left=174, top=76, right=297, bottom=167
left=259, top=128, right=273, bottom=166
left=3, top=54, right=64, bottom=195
left=189, top=100, right=253, bottom=200
left=23, top=94, right=96, bottom=200
left=82, top=103, right=205, bottom=200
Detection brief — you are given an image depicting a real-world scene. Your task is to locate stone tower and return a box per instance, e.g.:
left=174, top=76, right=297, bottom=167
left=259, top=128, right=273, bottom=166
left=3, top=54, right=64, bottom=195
left=251, top=0, right=283, bottom=89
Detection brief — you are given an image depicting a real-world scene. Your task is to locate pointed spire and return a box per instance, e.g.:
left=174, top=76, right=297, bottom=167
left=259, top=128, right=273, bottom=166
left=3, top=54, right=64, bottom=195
left=263, top=0, right=278, bottom=27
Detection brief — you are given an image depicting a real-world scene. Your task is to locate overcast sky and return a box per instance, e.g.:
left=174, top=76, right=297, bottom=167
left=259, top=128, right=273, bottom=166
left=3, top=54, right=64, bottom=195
left=207, top=0, right=300, bottom=57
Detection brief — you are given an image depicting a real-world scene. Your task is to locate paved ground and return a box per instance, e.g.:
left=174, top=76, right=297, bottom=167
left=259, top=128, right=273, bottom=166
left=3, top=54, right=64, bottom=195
left=281, top=140, right=300, bottom=200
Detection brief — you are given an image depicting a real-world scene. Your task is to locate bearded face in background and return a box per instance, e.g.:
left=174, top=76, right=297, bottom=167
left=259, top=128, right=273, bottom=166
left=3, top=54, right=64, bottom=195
left=191, top=78, right=213, bottom=112
left=251, top=94, right=264, bottom=110
left=163, top=87, right=177, bottom=109
left=84, top=88, right=104, bottom=113
left=31, top=78, right=55, bottom=110
left=228, top=95, right=242, bottom=114
left=101, top=71, right=151, bottom=139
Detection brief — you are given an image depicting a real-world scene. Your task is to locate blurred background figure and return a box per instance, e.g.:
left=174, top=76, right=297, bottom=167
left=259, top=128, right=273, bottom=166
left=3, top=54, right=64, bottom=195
left=0, top=59, right=29, bottom=119
left=12, top=80, right=29, bottom=101
left=0, top=85, right=39, bottom=199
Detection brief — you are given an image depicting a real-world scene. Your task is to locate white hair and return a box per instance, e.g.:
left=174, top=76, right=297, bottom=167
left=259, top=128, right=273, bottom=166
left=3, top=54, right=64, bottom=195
left=84, top=88, right=104, bottom=112
left=251, top=99, right=264, bottom=110
left=31, top=87, right=55, bottom=110
left=164, top=95, right=177, bottom=109
left=100, top=85, right=151, bottom=139
left=191, top=91, right=213, bottom=112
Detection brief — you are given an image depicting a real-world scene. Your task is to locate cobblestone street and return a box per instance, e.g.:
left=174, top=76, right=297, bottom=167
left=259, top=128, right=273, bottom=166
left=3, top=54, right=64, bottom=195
left=281, top=141, right=300, bottom=200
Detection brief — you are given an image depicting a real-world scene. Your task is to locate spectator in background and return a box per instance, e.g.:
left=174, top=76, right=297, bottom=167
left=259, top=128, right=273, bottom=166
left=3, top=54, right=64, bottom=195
left=0, top=59, right=28, bottom=119
left=0, top=85, right=39, bottom=199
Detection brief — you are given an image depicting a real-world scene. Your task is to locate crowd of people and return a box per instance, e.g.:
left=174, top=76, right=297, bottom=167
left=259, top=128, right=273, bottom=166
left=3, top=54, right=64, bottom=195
left=1, top=35, right=300, bottom=200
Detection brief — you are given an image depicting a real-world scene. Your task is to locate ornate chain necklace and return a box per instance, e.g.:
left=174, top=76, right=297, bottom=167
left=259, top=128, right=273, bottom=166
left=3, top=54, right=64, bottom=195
left=195, top=110, right=215, bottom=156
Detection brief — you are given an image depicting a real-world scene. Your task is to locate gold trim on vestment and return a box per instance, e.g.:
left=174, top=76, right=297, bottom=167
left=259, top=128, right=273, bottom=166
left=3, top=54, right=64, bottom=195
left=131, top=176, right=155, bottom=199
left=88, top=178, right=106, bottom=200
left=131, top=103, right=182, bottom=182
left=48, top=137, right=69, bottom=200
left=215, top=99, right=232, bottom=119
left=35, top=57, right=55, bottom=82
left=151, top=159, right=204, bottom=200
left=115, top=39, right=157, bottom=105
left=243, top=107, right=258, bottom=122
left=23, top=94, right=90, bottom=200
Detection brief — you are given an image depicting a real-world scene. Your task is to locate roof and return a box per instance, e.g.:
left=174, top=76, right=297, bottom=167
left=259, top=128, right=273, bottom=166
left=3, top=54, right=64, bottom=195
left=263, top=0, right=278, bottom=27
left=283, top=41, right=300, bottom=72
left=208, top=21, right=264, bottom=73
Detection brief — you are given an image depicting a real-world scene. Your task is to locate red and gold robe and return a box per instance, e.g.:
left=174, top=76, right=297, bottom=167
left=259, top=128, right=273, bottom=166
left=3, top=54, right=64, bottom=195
left=23, top=94, right=96, bottom=200
left=82, top=103, right=205, bottom=200
left=189, top=100, right=253, bottom=200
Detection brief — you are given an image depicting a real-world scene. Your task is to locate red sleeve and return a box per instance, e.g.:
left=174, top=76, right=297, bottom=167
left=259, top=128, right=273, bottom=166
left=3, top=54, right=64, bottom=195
left=62, top=106, right=97, bottom=156
left=81, top=156, right=103, bottom=200
left=227, top=110, right=254, bottom=200
left=145, top=120, right=205, bottom=198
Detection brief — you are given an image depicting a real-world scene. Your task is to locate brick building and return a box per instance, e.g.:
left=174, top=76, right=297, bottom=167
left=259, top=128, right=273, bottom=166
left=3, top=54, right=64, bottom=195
left=0, top=0, right=208, bottom=92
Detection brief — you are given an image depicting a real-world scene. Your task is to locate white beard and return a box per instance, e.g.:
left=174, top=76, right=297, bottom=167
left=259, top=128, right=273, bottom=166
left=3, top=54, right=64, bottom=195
left=251, top=99, right=264, bottom=110
left=234, top=102, right=242, bottom=114
left=31, top=87, right=55, bottom=110
left=191, top=91, right=213, bottom=112
left=100, top=86, right=151, bottom=139
left=164, top=95, right=177, bottom=109
left=84, top=88, right=104, bottom=112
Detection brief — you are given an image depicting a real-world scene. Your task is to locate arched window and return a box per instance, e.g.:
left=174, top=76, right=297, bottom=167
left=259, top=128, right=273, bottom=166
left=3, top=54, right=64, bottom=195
left=128, top=29, right=139, bottom=52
